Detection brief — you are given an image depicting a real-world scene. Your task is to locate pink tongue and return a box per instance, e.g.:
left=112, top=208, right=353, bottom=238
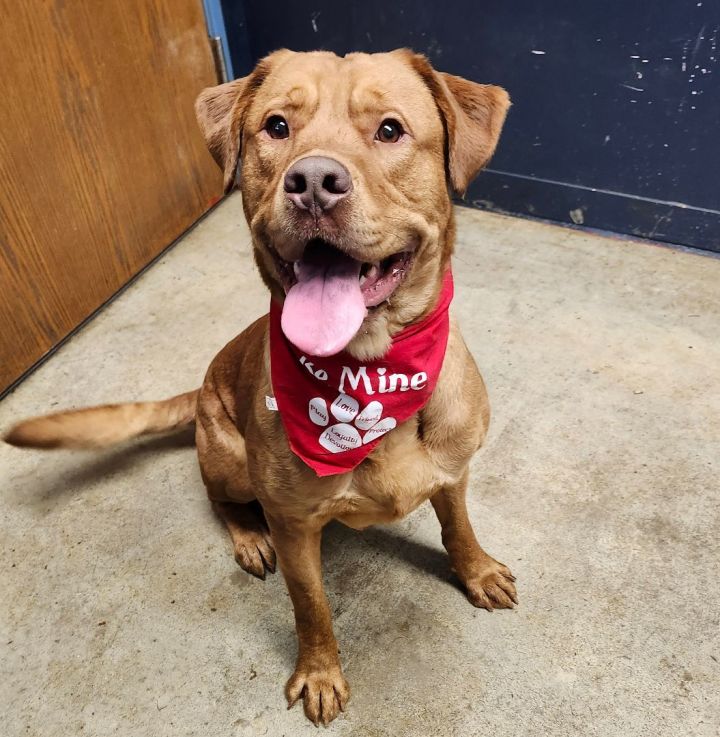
left=281, top=251, right=367, bottom=357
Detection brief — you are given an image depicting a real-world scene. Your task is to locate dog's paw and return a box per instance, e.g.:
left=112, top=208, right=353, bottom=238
left=309, top=393, right=396, bottom=453
left=464, top=561, right=518, bottom=611
left=286, top=662, right=350, bottom=726
left=232, top=527, right=276, bottom=580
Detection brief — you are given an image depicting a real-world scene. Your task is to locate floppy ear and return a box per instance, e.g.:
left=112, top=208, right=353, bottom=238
left=195, top=51, right=289, bottom=193
left=195, top=49, right=292, bottom=194
left=434, top=73, right=510, bottom=195
left=407, top=53, right=510, bottom=196
left=195, top=77, right=250, bottom=194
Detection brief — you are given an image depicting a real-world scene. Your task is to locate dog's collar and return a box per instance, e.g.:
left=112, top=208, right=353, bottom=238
left=268, top=270, right=454, bottom=476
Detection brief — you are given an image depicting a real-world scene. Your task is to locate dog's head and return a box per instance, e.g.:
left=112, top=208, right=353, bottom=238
left=195, top=49, right=509, bottom=359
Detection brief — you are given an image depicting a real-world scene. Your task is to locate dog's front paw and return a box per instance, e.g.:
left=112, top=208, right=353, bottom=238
left=232, top=526, right=275, bottom=580
left=286, top=661, right=350, bottom=726
left=464, top=560, right=518, bottom=611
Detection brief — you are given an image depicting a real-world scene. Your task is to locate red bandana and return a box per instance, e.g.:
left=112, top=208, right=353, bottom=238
left=269, top=271, right=453, bottom=476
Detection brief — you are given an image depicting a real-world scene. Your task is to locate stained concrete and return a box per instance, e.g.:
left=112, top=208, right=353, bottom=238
left=1, top=193, right=719, bottom=737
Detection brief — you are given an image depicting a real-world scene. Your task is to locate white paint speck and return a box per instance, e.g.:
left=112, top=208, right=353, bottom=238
left=569, top=208, right=585, bottom=225
left=531, top=50, right=546, bottom=55
left=630, top=55, right=640, bottom=59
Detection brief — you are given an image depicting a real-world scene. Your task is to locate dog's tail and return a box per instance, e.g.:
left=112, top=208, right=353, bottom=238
left=3, top=389, right=199, bottom=450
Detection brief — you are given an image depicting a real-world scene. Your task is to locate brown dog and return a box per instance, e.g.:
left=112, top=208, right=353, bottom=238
left=5, top=49, right=516, bottom=726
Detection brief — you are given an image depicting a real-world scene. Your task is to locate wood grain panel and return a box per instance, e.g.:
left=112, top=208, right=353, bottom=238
left=0, top=0, right=222, bottom=392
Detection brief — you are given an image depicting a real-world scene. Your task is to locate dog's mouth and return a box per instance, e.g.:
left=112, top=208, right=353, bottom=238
left=271, top=238, right=414, bottom=357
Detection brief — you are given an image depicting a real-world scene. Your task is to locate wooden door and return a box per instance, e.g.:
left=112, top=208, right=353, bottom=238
left=0, top=0, right=222, bottom=394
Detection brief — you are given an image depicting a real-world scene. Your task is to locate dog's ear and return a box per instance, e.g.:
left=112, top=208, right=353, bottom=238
left=407, top=54, right=510, bottom=196
left=195, top=53, right=285, bottom=193
left=434, top=73, right=510, bottom=195
left=195, top=77, right=249, bottom=193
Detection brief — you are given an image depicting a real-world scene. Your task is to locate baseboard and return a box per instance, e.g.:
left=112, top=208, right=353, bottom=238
left=465, top=169, right=720, bottom=254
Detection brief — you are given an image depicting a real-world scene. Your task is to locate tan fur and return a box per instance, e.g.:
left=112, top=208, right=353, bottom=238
left=4, top=50, right=516, bottom=726
left=4, top=390, right=197, bottom=449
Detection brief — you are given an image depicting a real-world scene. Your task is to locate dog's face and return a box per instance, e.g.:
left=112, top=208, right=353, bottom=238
left=196, top=50, right=509, bottom=359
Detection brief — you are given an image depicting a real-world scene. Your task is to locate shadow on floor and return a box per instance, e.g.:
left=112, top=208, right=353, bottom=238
left=14, top=426, right=197, bottom=506
left=323, top=520, right=457, bottom=589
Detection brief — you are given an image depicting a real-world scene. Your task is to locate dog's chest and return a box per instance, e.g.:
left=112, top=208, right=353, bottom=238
left=321, top=419, right=451, bottom=529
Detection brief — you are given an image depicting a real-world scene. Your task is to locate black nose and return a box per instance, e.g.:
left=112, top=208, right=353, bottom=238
left=284, top=156, right=352, bottom=214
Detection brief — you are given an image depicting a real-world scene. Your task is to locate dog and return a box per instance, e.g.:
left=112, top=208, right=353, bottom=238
left=5, top=49, right=516, bottom=726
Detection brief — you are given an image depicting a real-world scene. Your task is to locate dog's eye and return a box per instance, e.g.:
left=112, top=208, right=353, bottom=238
left=375, top=119, right=403, bottom=143
left=265, top=115, right=289, bottom=139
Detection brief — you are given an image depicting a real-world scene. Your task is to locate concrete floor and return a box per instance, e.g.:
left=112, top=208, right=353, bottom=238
left=1, top=194, right=719, bottom=737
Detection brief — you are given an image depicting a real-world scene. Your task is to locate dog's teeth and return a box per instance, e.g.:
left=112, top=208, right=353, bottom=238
left=293, top=261, right=300, bottom=277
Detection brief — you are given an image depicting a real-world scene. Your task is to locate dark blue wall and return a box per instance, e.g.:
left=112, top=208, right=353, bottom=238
left=221, top=1, right=720, bottom=252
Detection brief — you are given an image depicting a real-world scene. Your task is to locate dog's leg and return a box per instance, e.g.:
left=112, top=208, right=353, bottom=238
left=212, top=501, right=276, bottom=579
left=266, top=517, right=349, bottom=726
left=197, top=400, right=276, bottom=579
left=431, top=471, right=518, bottom=611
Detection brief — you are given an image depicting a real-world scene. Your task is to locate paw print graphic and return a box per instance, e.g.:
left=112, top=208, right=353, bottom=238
left=308, top=393, right=397, bottom=453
